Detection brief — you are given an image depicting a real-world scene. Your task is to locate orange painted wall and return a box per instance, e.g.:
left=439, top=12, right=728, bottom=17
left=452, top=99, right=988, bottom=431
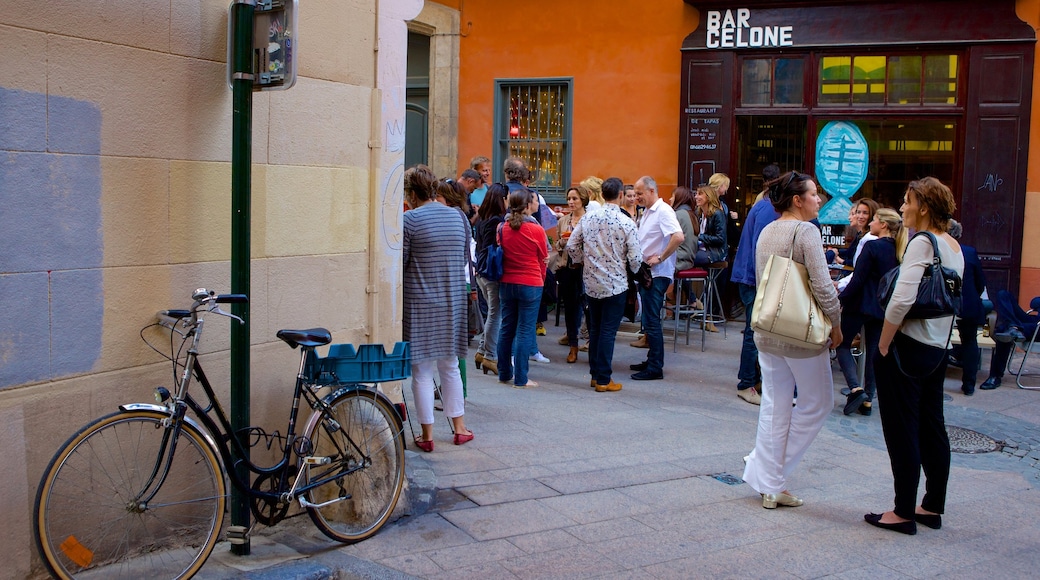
left=445, top=0, right=699, bottom=192
left=1017, top=0, right=1040, bottom=303
left=435, top=0, right=1040, bottom=299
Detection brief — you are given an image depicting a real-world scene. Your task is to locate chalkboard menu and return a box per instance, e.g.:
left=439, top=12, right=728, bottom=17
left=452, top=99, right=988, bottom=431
left=686, top=108, right=720, bottom=151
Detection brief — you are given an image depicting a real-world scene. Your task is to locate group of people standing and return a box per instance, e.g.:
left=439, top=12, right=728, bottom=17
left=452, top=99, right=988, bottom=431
left=404, top=152, right=966, bottom=537
left=738, top=171, right=963, bottom=536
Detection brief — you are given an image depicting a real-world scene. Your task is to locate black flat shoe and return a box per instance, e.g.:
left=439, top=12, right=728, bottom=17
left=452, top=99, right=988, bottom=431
left=630, top=360, right=649, bottom=371
left=980, top=377, right=1001, bottom=390
left=915, top=513, right=942, bottom=530
left=961, top=385, right=975, bottom=396
left=864, top=513, right=917, bottom=535
left=858, top=403, right=872, bottom=416
left=844, top=389, right=868, bottom=415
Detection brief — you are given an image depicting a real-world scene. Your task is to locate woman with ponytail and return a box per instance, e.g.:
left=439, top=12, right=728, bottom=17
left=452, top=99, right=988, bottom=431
left=497, top=187, right=550, bottom=388
left=836, top=208, right=904, bottom=416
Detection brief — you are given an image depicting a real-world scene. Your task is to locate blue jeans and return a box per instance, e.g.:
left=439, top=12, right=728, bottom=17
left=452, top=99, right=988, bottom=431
left=638, top=277, right=671, bottom=374
left=836, top=314, right=882, bottom=401
left=475, top=275, right=500, bottom=362
left=587, top=291, right=627, bottom=385
left=737, top=283, right=761, bottom=390
left=498, top=283, right=541, bottom=386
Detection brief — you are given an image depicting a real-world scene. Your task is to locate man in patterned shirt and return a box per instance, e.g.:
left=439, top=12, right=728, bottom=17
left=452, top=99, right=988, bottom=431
left=567, top=177, right=642, bottom=392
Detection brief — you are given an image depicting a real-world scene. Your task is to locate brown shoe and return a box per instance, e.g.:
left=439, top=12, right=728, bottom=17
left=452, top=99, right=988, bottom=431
left=566, top=346, right=579, bottom=364
left=558, top=335, right=570, bottom=346
left=595, top=380, right=623, bottom=392
left=579, top=341, right=589, bottom=352
left=630, top=335, right=649, bottom=348
left=590, top=379, right=597, bottom=389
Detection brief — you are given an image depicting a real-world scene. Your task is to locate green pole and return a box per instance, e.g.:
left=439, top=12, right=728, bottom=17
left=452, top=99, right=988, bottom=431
left=229, top=0, right=254, bottom=556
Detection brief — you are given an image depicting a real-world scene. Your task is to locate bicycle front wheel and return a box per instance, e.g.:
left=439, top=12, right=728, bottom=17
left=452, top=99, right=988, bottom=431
left=304, top=389, right=405, bottom=543
left=34, top=410, right=226, bottom=580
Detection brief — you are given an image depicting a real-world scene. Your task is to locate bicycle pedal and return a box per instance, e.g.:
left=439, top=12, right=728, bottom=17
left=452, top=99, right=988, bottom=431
left=227, top=525, right=250, bottom=545
left=303, top=456, right=331, bottom=465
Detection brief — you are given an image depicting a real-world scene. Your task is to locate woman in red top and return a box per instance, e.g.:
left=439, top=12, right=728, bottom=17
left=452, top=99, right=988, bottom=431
left=496, top=188, right=549, bottom=388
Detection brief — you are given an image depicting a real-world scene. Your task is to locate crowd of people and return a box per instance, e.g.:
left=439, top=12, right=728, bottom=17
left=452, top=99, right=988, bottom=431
left=403, top=153, right=1029, bottom=536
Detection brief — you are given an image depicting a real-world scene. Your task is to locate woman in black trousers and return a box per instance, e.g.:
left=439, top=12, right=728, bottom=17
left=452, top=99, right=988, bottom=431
left=867, top=177, right=964, bottom=535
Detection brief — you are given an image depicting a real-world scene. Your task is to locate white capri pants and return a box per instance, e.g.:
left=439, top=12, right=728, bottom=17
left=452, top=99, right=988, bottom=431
left=742, top=349, right=834, bottom=495
left=411, top=357, right=465, bottom=425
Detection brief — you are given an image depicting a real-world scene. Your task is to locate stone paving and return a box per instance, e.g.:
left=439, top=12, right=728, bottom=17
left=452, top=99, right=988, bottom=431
left=198, top=319, right=1040, bottom=579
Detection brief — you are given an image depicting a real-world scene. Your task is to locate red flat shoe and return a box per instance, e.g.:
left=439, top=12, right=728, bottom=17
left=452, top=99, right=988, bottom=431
left=414, top=436, right=434, bottom=452
left=454, top=430, right=474, bottom=445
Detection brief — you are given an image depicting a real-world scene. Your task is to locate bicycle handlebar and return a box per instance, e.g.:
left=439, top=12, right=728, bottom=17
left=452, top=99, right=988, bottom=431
left=157, top=289, right=249, bottom=328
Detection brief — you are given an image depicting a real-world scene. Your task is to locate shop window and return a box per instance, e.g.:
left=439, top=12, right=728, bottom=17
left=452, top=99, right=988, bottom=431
left=740, top=57, right=804, bottom=106
left=852, top=56, right=886, bottom=104
left=494, top=79, right=572, bottom=200
left=924, top=55, right=958, bottom=105
left=819, top=54, right=959, bottom=106
left=814, top=118, right=957, bottom=212
left=819, top=56, right=852, bottom=105
left=888, top=56, right=922, bottom=105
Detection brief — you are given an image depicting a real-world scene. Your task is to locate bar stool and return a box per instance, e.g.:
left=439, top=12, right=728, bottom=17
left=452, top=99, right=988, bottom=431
left=672, top=267, right=707, bottom=352
left=699, top=261, right=729, bottom=350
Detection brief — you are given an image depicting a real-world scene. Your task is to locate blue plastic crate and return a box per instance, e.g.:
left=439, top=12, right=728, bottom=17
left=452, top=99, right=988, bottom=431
left=315, top=342, right=411, bottom=384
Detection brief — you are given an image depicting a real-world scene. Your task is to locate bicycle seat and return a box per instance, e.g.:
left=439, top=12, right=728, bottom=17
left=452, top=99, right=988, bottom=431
left=276, top=328, right=332, bottom=349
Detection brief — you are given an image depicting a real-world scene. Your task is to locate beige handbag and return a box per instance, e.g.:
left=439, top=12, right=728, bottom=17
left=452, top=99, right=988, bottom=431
left=751, top=223, right=832, bottom=349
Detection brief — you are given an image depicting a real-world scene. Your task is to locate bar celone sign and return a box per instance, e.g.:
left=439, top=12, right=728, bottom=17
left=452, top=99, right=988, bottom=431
left=705, top=9, right=793, bottom=49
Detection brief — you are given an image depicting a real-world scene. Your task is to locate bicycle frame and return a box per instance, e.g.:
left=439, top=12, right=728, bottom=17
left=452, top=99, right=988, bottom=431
left=139, top=298, right=393, bottom=509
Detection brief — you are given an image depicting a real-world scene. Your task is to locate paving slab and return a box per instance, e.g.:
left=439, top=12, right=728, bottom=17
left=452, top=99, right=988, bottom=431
left=195, top=318, right=1040, bottom=579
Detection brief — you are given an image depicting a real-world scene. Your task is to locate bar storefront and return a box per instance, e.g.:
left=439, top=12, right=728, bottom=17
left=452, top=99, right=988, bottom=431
left=679, top=0, right=1035, bottom=294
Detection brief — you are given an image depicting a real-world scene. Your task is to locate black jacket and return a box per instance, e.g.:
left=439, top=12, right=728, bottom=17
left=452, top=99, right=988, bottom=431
left=959, top=244, right=987, bottom=324
left=699, top=208, right=728, bottom=264
left=838, top=237, right=899, bottom=320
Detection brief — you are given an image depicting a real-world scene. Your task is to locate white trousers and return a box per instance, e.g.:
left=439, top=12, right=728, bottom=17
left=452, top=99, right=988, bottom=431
left=411, top=357, right=465, bottom=425
left=742, top=349, right=834, bottom=495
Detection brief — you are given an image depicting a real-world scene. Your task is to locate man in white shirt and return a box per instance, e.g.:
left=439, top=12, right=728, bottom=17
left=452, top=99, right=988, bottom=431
left=631, top=176, right=684, bottom=380
left=567, top=177, right=642, bottom=392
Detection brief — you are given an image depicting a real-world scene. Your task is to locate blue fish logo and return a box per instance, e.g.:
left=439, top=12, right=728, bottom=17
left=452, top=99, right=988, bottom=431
left=816, top=121, right=869, bottom=224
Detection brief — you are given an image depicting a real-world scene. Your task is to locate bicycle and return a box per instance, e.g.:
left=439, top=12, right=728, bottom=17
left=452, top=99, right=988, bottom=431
left=33, top=289, right=408, bottom=579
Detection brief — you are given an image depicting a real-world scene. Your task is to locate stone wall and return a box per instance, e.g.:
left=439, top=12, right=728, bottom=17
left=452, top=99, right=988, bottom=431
left=0, top=0, right=422, bottom=576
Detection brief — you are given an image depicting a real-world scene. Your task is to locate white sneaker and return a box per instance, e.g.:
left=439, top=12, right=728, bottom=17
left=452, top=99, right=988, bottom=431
left=530, top=352, right=550, bottom=364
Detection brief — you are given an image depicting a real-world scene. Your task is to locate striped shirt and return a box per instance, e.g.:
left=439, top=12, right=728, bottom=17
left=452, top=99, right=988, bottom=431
left=403, top=202, right=469, bottom=362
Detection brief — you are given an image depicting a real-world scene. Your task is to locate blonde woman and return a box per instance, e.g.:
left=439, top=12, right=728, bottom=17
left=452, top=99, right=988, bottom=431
left=836, top=208, right=905, bottom=416
left=693, top=185, right=728, bottom=266
left=580, top=176, right=605, bottom=212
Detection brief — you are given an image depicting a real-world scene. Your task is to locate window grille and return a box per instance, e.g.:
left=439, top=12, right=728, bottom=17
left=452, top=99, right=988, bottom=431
left=494, top=79, right=572, bottom=201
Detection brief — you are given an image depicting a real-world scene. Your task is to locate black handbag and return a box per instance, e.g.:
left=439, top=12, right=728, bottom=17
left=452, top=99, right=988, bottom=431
left=481, top=223, right=504, bottom=282
left=635, top=261, right=654, bottom=290
left=877, top=231, right=962, bottom=319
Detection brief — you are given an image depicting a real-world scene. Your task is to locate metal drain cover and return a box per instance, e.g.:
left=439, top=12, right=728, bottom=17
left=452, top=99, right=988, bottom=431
left=947, top=425, right=1001, bottom=454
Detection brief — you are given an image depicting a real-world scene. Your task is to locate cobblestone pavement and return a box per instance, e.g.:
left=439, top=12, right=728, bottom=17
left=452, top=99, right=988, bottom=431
left=197, top=320, right=1040, bottom=579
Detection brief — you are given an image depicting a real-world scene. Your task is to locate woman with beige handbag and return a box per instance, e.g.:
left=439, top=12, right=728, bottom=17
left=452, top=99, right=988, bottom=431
left=742, top=171, right=843, bottom=510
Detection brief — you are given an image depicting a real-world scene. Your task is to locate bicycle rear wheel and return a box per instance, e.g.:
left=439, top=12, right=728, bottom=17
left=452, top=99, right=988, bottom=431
left=304, top=389, right=405, bottom=543
left=34, top=410, right=226, bottom=580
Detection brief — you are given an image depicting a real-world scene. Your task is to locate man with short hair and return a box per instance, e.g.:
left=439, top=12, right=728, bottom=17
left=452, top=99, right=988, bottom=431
left=630, top=176, right=684, bottom=380
left=469, top=155, right=491, bottom=209
left=459, top=168, right=482, bottom=226
left=567, top=177, right=641, bottom=392
left=459, top=168, right=481, bottom=195
left=729, top=163, right=781, bottom=405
